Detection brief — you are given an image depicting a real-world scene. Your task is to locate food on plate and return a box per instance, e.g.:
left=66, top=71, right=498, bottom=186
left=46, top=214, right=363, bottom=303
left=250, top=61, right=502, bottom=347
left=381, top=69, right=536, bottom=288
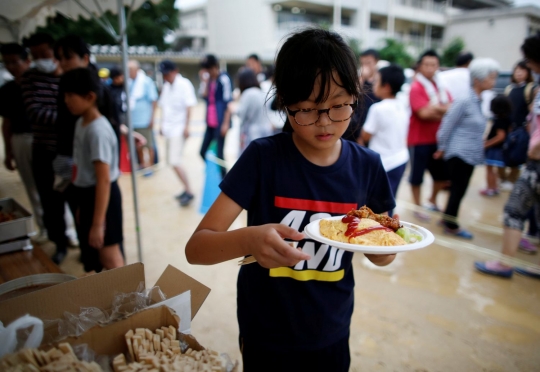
left=319, top=206, right=421, bottom=246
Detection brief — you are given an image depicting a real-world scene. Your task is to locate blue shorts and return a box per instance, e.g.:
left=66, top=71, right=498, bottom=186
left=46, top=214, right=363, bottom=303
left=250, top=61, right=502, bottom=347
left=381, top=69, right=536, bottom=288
left=485, top=147, right=505, bottom=167
left=408, top=144, right=449, bottom=185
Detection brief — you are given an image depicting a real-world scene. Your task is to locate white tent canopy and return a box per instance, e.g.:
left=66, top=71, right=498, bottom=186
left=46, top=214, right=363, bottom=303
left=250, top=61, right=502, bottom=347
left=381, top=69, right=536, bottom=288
left=0, top=0, right=160, bottom=261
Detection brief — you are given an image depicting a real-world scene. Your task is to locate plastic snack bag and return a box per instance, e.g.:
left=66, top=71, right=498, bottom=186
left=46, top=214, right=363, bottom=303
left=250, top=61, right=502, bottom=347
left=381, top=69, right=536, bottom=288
left=0, top=315, right=43, bottom=358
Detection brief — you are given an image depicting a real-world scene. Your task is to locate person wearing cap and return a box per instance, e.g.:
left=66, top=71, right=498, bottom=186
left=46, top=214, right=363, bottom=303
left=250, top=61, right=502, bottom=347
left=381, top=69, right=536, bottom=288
left=158, top=60, right=198, bottom=206
left=199, top=54, right=233, bottom=178
left=128, top=59, right=158, bottom=176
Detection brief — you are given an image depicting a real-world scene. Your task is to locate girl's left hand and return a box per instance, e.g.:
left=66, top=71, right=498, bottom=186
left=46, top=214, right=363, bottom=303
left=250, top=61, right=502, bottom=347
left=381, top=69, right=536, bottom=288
left=364, top=253, right=396, bottom=266
left=89, top=224, right=105, bottom=249
left=365, top=211, right=399, bottom=266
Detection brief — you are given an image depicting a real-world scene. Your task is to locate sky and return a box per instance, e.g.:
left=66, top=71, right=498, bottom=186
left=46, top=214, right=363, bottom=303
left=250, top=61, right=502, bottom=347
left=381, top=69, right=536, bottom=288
left=512, top=0, right=540, bottom=5
left=174, top=0, right=206, bottom=10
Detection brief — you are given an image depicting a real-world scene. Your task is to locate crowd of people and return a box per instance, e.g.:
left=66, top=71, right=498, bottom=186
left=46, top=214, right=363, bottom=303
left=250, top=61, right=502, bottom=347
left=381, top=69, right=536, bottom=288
left=2, top=30, right=540, bottom=281
left=1, top=25, right=539, bottom=371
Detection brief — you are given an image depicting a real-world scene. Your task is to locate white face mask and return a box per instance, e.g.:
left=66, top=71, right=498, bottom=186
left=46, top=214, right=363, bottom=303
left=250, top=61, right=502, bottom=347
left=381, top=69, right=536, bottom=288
left=35, top=58, right=57, bottom=73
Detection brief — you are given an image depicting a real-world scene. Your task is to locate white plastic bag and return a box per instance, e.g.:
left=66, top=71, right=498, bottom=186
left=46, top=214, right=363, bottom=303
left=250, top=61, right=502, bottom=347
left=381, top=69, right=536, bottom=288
left=0, top=315, right=44, bottom=358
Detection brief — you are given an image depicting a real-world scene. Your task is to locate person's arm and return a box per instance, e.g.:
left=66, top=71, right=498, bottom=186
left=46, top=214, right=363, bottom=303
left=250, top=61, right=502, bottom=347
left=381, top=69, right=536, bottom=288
left=149, top=100, right=157, bottom=129
left=416, top=104, right=448, bottom=121
left=184, top=107, right=191, bottom=139
left=435, top=99, right=465, bottom=159
left=484, top=129, right=506, bottom=149
left=1, top=117, right=15, bottom=171
left=185, top=192, right=309, bottom=268
left=220, top=106, right=232, bottom=137
left=89, top=161, right=111, bottom=249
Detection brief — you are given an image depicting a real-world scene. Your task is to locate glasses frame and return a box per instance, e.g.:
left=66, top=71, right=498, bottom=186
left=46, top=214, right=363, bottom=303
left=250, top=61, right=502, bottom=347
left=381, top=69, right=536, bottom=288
left=285, top=101, right=358, bottom=126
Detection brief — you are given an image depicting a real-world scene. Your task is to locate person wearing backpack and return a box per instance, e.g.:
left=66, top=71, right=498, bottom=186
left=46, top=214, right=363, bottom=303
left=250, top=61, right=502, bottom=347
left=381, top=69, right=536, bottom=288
left=499, top=61, right=538, bottom=191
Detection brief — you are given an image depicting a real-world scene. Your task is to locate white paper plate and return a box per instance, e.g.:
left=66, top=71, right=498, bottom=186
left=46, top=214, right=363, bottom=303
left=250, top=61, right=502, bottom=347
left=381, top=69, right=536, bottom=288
left=303, top=216, right=435, bottom=254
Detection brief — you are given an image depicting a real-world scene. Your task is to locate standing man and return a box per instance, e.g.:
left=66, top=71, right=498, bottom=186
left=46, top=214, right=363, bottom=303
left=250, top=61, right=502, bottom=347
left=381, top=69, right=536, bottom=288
left=0, top=43, right=47, bottom=243
left=199, top=54, right=233, bottom=178
left=245, top=54, right=265, bottom=83
left=20, top=33, right=68, bottom=263
left=158, top=60, right=198, bottom=207
left=343, top=49, right=381, bottom=144
left=438, top=52, right=474, bottom=102
left=128, top=60, right=158, bottom=176
left=408, top=50, right=452, bottom=221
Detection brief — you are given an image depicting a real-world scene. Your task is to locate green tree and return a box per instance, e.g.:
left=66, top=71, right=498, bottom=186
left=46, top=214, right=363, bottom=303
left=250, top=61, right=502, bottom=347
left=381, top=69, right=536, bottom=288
left=379, top=38, right=414, bottom=68
left=441, top=37, right=465, bottom=67
left=32, top=0, right=178, bottom=50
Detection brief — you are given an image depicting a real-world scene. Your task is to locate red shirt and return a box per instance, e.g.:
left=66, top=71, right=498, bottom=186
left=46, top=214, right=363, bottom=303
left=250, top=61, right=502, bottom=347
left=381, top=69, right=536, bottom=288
left=408, top=80, right=451, bottom=146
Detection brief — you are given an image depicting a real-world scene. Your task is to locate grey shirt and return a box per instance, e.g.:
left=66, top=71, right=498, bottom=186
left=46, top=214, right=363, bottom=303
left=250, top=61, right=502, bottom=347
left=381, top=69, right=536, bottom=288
left=437, top=88, right=487, bottom=166
left=73, top=116, right=120, bottom=187
left=237, top=87, right=273, bottom=152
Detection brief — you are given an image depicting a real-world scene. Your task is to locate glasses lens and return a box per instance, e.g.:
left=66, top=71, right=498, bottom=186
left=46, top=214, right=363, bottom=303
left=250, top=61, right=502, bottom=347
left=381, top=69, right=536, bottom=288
left=295, top=110, right=320, bottom=126
left=328, top=105, right=353, bottom=122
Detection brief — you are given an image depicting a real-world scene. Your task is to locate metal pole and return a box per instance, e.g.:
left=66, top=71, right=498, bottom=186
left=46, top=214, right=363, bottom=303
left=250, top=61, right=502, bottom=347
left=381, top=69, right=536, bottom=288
left=118, top=0, right=143, bottom=262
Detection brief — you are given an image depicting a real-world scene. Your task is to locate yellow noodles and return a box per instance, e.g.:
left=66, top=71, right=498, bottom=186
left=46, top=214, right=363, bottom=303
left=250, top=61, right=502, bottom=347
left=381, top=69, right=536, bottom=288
left=319, top=218, right=406, bottom=246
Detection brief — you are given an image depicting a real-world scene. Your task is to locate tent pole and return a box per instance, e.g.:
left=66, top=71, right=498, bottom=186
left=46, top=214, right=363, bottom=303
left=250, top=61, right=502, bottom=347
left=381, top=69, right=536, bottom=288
left=118, top=0, right=143, bottom=263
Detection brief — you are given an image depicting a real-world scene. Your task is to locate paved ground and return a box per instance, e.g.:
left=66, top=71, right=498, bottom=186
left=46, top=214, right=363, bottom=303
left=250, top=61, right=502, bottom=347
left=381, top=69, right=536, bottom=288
left=1, top=103, right=540, bottom=371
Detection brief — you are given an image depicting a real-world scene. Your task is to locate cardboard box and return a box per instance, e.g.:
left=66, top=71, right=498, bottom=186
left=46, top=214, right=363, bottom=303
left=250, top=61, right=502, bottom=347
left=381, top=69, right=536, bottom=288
left=62, top=305, right=204, bottom=356
left=0, top=263, right=211, bottom=345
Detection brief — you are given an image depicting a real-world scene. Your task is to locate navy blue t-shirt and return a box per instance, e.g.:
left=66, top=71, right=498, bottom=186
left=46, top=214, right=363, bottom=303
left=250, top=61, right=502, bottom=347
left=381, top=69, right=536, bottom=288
left=220, top=132, right=395, bottom=351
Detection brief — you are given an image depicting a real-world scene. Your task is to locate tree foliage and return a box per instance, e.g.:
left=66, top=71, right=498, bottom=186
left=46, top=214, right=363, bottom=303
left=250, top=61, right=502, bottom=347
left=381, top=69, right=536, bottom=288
left=32, top=0, right=178, bottom=50
left=441, top=37, right=465, bottom=67
left=379, top=38, right=414, bottom=68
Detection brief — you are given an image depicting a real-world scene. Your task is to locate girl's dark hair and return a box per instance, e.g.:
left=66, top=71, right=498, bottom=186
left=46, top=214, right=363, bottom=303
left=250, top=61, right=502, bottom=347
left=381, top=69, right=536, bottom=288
left=60, top=68, right=101, bottom=103
left=490, top=94, right=512, bottom=119
left=511, top=60, right=533, bottom=84
left=54, top=35, right=90, bottom=61
left=521, top=33, right=540, bottom=65
left=273, top=28, right=362, bottom=133
left=238, top=68, right=260, bottom=93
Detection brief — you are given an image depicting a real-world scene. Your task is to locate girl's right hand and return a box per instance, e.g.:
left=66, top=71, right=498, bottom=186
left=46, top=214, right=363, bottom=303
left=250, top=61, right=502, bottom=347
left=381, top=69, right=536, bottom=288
left=247, top=224, right=310, bottom=269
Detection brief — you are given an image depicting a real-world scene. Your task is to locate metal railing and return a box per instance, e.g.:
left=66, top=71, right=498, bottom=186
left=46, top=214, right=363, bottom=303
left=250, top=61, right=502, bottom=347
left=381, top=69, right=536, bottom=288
left=396, top=0, right=446, bottom=13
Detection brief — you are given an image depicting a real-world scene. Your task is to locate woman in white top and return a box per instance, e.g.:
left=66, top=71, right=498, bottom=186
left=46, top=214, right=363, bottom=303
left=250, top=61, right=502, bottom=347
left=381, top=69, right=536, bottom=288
left=362, top=65, right=409, bottom=216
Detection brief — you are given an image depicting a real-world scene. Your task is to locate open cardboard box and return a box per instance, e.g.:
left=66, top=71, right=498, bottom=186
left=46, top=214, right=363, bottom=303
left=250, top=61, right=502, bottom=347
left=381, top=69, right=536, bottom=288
left=0, top=263, right=211, bottom=346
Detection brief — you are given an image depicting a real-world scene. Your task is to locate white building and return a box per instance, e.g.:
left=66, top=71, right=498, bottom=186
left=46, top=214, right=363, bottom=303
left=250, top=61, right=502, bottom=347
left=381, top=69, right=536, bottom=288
left=445, top=5, right=540, bottom=69
left=175, top=0, right=511, bottom=61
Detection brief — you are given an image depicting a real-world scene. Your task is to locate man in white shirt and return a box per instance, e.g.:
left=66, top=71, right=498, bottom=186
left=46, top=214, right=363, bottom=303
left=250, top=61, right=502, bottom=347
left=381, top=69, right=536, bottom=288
left=158, top=60, right=198, bottom=206
left=438, top=52, right=474, bottom=101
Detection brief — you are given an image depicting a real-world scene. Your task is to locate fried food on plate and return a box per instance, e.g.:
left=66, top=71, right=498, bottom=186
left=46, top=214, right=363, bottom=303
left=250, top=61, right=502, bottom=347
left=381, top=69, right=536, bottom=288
left=319, top=206, right=407, bottom=246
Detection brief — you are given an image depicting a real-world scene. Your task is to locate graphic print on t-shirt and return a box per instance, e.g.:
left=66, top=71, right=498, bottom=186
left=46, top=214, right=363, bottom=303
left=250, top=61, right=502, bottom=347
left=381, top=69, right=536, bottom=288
left=269, top=196, right=357, bottom=282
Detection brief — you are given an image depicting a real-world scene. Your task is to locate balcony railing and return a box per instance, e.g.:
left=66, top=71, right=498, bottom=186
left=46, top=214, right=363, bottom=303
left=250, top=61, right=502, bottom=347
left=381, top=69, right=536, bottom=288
left=396, top=0, right=446, bottom=13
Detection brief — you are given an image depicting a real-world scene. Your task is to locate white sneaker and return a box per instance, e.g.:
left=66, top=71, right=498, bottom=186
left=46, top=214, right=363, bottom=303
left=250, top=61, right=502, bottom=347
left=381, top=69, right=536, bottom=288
left=500, top=181, right=514, bottom=192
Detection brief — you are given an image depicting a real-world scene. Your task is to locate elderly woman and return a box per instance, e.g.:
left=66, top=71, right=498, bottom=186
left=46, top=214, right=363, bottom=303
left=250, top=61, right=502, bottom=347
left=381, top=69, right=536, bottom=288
left=435, top=58, right=500, bottom=239
left=476, top=34, right=540, bottom=278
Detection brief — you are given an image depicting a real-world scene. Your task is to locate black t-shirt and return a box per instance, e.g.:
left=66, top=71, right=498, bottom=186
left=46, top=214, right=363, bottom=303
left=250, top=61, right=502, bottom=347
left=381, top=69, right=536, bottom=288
left=0, top=80, right=32, bottom=134
left=220, top=133, right=395, bottom=351
left=487, top=117, right=511, bottom=149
